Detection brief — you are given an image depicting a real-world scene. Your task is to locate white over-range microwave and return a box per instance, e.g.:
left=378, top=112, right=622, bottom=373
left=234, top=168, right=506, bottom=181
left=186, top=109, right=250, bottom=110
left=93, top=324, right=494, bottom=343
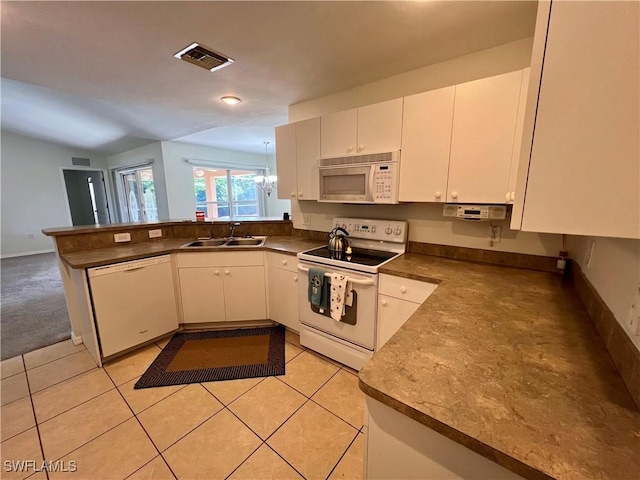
left=318, top=151, right=400, bottom=204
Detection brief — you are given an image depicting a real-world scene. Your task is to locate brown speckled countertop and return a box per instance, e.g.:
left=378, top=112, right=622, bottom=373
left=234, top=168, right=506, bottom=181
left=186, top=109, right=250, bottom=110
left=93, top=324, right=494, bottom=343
left=360, top=253, right=640, bottom=480
left=59, top=236, right=324, bottom=269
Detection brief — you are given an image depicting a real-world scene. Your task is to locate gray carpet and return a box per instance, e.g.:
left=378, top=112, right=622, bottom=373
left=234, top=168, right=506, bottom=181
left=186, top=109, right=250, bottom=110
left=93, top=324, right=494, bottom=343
left=1, top=252, right=71, bottom=360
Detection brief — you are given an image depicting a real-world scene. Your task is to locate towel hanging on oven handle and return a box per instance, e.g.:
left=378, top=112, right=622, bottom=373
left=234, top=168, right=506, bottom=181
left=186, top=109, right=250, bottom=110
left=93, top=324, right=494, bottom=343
left=297, top=265, right=375, bottom=286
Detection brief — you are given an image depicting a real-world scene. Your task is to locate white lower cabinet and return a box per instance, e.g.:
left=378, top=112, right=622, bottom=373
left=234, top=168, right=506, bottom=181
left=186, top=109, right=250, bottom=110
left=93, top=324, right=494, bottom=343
left=377, top=274, right=437, bottom=349
left=177, top=252, right=266, bottom=325
left=266, top=252, right=299, bottom=331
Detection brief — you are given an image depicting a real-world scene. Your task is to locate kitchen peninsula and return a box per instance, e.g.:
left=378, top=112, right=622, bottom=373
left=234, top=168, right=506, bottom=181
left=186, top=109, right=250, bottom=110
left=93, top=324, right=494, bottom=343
left=43, top=220, right=639, bottom=480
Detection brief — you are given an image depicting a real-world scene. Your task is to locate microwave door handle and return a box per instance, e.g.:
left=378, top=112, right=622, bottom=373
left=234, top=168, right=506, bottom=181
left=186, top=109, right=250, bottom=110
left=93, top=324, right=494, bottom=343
left=297, top=265, right=375, bottom=286
left=367, top=166, right=375, bottom=202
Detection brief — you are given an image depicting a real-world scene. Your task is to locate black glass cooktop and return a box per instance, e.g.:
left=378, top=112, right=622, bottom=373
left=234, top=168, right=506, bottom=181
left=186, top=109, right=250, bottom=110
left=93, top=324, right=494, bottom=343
left=302, top=246, right=398, bottom=266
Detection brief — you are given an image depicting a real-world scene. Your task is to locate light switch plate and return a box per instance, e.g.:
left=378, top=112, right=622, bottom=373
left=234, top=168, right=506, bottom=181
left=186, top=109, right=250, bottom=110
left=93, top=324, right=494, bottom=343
left=114, top=233, right=131, bottom=243
left=148, top=229, right=162, bottom=238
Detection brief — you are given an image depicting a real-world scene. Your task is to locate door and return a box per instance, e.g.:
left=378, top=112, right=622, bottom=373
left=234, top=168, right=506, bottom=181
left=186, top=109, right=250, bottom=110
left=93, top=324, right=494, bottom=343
left=356, top=98, right=403, bottom=155
left=118, top=167, right=158, bottom=222
left=269, top=266, right=299, bottom=331
left=62, top=169, right=111, bottom=226
left=223, top=266, right=267, bottom=321
left=295, top=117, right=321, bottom=200
left=321, top=108, right=358, bottom=157
left=275, top=123, right=297, bottom=200
left=178, top=268, right=226, bottom=324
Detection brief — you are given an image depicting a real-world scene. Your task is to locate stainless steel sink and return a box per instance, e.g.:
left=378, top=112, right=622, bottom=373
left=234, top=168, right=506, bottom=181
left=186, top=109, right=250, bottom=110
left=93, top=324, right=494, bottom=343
left=181, top=236, right=267, bottom=248
left=225, top=237, right=266, bottom=246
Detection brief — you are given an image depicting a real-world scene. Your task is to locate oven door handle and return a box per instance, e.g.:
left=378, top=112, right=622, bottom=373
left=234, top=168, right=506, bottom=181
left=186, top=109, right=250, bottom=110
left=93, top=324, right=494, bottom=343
left=297, top=264, right=375, bottom=286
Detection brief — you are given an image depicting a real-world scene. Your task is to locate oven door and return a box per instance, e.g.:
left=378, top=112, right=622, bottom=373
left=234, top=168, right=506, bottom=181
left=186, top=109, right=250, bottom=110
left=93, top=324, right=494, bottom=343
left=297, top=260, right=377, bottom=350
left=318, top=165, right=374, bottom=203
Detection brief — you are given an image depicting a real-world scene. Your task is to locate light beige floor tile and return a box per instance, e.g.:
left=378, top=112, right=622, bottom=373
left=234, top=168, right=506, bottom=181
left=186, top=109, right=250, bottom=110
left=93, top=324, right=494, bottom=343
left=39, top=389, right=133, bottom=461
left=1, top=356, right=24, bottom=379
left=23, top=339, right=86, bottom=370
left=267, top=401, right=358, bottom=480
left=229, top=377, right=306, bottom=440
left=0, top=396, right=35, bottom=442
left=50, top=418, right=157, bottom=480
left=279, top=351, right=340, bottom=397
left=0, top=427, right=43, bottom=480
left=118, top=376, right=186, bottom=414
left=127, top=456, right=176, bottom=480
left=328, top=433, right=364, bottom=480
left=228, top=444, right=303, bottom=480
left=284, top=330, right=301, bottom=347
left=137, top=384, right=223, bottom=452
left=312, top=369, right=364, bottom=429
left=26, top=350, right=97, bottom=394
left=285, top=342, right=303, bottom=363
left=202, top=376, right=264, bottom=405
left=31, top=368, right=114, bottom=423
left=163, top=409, right=261, bottom=480
left=1, top=372, right=29, bottom=406
left=104, top=344, right=161, bottom=386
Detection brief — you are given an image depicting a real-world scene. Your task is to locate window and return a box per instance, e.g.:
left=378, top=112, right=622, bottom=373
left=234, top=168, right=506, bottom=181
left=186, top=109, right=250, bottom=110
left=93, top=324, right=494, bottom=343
left=193, top=166, right=263, bottom=220
left=116, top=167, right=158, bottom=222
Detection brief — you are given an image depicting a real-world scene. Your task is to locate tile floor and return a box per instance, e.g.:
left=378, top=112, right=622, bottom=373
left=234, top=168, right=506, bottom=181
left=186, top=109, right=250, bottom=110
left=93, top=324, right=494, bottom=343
left=0, top=332, right=365, bottom=480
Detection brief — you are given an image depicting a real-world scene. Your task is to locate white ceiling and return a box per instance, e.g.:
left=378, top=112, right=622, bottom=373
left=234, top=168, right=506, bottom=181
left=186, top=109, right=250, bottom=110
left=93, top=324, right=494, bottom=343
left=0, top=1, right=537, bottom=155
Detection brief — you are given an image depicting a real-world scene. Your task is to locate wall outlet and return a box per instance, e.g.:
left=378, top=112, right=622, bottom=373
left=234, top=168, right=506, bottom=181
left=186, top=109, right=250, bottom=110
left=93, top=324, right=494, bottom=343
left=114, top=233, right=131, bottom=243
left=148, top=229, right=162, bottom=238
left=489, top=225, right=502, bottom=245
left=584, top=240, right=596, bottom=269
left=302, top=214, right=311, bottom=226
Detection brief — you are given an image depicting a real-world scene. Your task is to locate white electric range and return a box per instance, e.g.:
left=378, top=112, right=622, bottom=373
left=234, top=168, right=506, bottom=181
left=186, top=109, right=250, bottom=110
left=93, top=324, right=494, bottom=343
left=297, top=217, right=408, bottom=370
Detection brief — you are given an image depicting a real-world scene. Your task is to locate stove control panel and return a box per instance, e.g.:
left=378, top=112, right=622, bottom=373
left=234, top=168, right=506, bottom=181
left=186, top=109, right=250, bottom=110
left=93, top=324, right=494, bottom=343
left=332, top=217, right=407, bottom=243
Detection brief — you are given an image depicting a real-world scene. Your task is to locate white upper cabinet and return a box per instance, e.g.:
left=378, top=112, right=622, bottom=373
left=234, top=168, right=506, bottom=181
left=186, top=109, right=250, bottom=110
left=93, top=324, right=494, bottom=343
left=275, top=123, right=297, bottom=200
left=295, top=117, right=321, bottom=200
left=321, top=99, right=403, bottom=157
left=513, top=1, right=639, bottom=238
left=399, top=86, right=455, bottom=202
left=506, top=68, right=530, bottom=204
left=447, top=70, right=524, bottom=204
left=275, top=117, right=321, bottom=201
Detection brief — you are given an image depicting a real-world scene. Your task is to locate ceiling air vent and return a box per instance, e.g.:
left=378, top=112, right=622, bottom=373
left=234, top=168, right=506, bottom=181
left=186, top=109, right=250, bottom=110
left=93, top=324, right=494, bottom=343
left=174, top=43, right=234, bottom=72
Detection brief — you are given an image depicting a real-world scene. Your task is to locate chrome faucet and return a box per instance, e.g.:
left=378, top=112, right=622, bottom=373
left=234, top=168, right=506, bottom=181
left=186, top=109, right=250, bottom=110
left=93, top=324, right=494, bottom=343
left=229, top=222, right=241, bottom=238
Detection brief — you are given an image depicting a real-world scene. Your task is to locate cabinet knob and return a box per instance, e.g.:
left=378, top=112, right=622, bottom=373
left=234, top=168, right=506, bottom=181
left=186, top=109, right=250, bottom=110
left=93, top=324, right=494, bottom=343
left=435, top=192, right=442, bottom=199
left=347, top=146, right=354, bottom=153
left=511, top=191, right=516, bottom=201
left=400, top=286, right=407, bottom=294
left=290, top=192, right=296, bottom=198
left=298, top=192, right=303, bottom=197
left=214, top=270, right=220, bottom=276
left=506, top=192, right=511, bottom=203
left=282, top=260, right=288, bottom=266
left=451, top=192, right=458, bottom=199
left=293, top=275, right=298, bottom=282
left=381, top=299, right=388, bottom=307
left=358, top=145, right=364, bottom=152
left=224, top=269, right=230, bottom=275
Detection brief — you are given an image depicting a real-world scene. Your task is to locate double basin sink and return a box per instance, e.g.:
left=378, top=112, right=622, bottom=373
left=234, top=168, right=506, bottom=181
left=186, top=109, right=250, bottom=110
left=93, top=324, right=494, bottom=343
left=181, top=236, right=267, bottom=248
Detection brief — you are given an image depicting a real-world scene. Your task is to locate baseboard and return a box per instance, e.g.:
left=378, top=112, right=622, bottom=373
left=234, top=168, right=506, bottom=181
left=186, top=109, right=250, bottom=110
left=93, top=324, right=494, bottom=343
left=71, top=333, right=83, bottom=345
left=1, top=249, right=56, bottom=259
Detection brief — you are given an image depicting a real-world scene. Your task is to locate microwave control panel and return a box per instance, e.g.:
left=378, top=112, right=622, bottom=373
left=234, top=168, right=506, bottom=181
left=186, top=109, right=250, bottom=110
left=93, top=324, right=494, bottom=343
left=373, top=164, right=398, bottom=203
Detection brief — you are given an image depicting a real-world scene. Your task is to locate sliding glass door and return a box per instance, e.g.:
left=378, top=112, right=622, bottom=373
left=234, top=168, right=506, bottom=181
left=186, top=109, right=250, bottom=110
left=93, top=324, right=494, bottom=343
left=118, top=167, right=158, bottom=222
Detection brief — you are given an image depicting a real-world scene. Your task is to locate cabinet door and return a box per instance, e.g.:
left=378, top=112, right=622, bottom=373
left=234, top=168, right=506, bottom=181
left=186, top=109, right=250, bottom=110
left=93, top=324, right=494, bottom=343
left=518, top=2, right=639, bottom=238
left=275, top=123, right=297, bottom=200
left=377, top=294, right=421, bottom=349
left=295, top=117, right=321, bottom=200
left=357, top=98, right=403, bottom=155
left=224, top=266, right=267, bottom=321
left=399, top=87, right=455, bottom=202
left=447, top=70, right=523, bottom=204
left=321, top=108, right=357, bottom=158
left=506, top=68, right=530, bottom=204
left=268, top=267, right=299, bottom=331
left=178, top=268, right=225, bottom=324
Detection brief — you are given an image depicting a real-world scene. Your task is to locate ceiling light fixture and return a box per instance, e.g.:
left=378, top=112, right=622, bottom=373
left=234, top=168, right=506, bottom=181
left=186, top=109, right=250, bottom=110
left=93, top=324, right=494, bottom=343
left=254, top=141, right=277, bottom=197
left=220, top=96, right=242, bottom=105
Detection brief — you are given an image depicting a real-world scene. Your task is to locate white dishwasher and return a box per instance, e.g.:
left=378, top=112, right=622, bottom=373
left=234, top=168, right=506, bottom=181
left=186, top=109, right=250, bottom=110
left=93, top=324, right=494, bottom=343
left=88, top=255, right=178, bottom=358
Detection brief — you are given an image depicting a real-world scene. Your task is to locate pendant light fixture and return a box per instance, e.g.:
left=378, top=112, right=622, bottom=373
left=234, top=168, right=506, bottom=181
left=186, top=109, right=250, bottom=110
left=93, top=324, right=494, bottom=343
left=254, top=141, right=277, bottom=197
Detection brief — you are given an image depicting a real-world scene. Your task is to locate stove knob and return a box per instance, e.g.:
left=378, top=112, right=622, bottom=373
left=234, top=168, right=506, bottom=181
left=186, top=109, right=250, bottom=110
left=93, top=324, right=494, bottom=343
left=394, top=227, right=402, bottom=236
left=385, top=226, right=393, bottom=235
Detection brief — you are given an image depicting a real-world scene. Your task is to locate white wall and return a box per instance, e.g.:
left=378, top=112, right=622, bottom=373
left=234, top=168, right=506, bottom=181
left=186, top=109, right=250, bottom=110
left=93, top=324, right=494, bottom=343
left=0, top=131, right=108, bottom=257
left=568, top=236, right=640, bottom=351
left=107, top=142, right=169, bottom=220
left=287, top=37, right=560, bottom=256
left=159, top=141, right=289, bottom=220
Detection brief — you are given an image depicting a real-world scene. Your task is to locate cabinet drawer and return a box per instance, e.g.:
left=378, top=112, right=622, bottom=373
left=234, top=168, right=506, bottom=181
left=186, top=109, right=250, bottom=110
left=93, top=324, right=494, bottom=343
left=176, top=251, right=264, bottom=268
left=266, top=251, right=298, bottom=273
left=379, top=274, right=436, bottom=303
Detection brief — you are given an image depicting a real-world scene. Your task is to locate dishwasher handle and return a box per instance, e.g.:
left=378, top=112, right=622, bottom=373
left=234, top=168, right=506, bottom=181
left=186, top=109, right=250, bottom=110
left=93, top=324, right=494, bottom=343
left=297, top=264, right=375, bottom=286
